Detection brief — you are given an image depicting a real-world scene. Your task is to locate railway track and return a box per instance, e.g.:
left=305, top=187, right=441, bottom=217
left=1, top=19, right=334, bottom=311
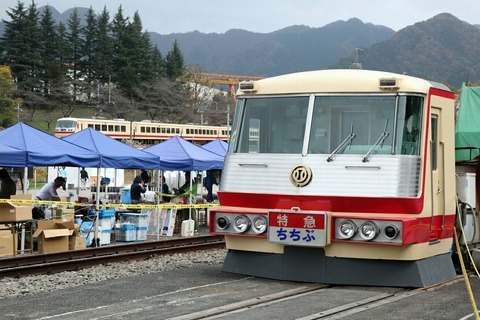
left=0, top=235, right=225, bottom=278
left=164, top=276, right=465, bottom=320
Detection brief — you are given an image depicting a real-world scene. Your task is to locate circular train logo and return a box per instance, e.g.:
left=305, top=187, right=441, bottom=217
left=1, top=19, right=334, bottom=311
left=290, top=165, right=312, bottom=187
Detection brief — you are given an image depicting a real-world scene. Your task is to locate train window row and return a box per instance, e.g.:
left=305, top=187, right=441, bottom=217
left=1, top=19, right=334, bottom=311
left=79, top=121, right=228, bottom=137
left=185, top=128, right=220, bottom=135
left=88, top=124, right=127, bottom=132
left=139, top=126, right=181, bottom=134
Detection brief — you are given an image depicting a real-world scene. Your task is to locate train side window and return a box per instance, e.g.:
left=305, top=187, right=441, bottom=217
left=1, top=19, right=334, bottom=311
left=121, top=125, right=126, bottom=132
left=108, top=125, right=113, bottom=131
left=101, top=125, right=107, bottom=131
left=95, top=124, right=100, bottom=130
left=397, top=96, right=423, bottom=155
left=88, top=124, right=93, bottom=129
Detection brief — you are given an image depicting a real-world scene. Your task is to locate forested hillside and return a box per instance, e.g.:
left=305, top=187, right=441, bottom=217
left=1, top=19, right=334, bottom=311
left=332, top=13, right=480, bottom=88
left=150, top=18, right=394, bottom=76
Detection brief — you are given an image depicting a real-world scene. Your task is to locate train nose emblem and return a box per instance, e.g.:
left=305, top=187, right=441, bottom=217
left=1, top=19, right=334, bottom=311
left=290, top=165, right=312, bottom=187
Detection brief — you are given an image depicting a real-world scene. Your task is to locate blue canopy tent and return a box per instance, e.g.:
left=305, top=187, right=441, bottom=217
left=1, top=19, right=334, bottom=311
left=143, top=136, right=224, bottom=171
left=201, top=139, right=228, bottom=157
left=0, top=122, right=99, bottom=167
left=143, top=136, right=225, bottom=231
left=0, top=143, right=28, bottom=167
left=63, top=128, right=161, bottom=245
left=62, top=128, right=160, bottom=170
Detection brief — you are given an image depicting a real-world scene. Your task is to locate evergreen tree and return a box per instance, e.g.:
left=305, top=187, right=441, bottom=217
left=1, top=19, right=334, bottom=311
left=152, top=45, right=166, bottom=78
left=95, top=7, right=114, bottom=86
left=1, top=1, right=42, bottom=90
left=39, top=5, right=61, bottom=94
left=56, top=22, right=69, bottom=65
left=165, top=40, right=184, bottom=80
left=81, top=7, right=98, bottom=103
left=65, top=8, right=83, bottom=106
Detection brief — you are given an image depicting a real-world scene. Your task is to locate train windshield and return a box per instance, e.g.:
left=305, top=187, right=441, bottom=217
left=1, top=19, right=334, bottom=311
left=232, top=96, right=309, bottom=153
left=56, top=119, right=76, bottom=129
left=231, top=94, right=423, bottom=155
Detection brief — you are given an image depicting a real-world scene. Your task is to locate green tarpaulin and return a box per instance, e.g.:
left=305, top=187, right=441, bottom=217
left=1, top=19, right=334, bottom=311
left=455, top=83, right=480, bottom=161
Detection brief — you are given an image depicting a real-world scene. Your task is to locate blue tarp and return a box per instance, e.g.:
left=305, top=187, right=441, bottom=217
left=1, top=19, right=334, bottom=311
left=143, top=136, right=224, bottom=171
left=62, top=128, right=160, bottom=169
left=201, top=139, right=228, bottom=157
left=0, top=143, right=27, bottom=167
left=0, top=122, right=99, bottom=167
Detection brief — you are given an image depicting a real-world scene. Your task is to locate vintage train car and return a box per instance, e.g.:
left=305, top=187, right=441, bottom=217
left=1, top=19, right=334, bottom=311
left=54, top=117, right=229, bottom=144
left=209, top=69, right=457, bottom=287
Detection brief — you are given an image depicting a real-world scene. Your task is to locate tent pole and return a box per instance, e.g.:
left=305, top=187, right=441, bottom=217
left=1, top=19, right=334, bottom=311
left=156, top=169, right=161, bottom=240
left=93, top=168, right=100, bottom=247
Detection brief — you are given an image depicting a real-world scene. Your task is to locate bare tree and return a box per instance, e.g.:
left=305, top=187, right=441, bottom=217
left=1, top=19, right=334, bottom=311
left=135, top=77, right=188, bottom=122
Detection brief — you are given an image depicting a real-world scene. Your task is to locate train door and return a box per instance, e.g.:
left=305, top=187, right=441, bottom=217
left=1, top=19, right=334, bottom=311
left=430, top=107, right=445, bottom=238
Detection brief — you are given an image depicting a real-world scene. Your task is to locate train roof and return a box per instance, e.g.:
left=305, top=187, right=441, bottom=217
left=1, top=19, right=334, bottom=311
left=237, top=69, right=451, bottom=96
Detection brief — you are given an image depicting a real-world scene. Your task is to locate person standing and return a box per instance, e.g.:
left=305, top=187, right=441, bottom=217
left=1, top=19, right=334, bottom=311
left=204, top=170, right=218, bottom=203
left=140, top=169, right=150, bottom=190
left=58, top=166, right=68, bottom=191
left=80, top=167, right=89, bottom=190
left=0, top=169, right=16, bottom=199
left=130, top=175, right=146, bottom=204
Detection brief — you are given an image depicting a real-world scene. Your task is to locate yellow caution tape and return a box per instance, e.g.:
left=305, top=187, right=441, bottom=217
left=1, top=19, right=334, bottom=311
left=0, top=198, right=219, bottom=210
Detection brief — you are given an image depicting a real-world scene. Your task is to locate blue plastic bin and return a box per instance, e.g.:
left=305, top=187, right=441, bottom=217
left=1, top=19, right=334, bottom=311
left=121, top=188, right=131, bottom=204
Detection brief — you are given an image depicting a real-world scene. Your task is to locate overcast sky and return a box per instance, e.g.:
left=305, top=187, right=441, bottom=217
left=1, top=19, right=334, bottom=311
left=2, top=0, right=479, bottom=34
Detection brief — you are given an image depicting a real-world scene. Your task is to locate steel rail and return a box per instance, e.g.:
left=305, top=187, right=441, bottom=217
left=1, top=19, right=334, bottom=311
left=0, top=235, right=225, bottom=278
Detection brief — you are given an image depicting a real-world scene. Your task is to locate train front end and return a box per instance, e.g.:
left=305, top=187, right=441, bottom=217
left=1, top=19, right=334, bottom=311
left=209, top=69, right=457, bottom=288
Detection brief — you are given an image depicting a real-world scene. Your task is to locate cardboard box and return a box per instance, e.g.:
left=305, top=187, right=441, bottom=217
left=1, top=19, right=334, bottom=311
left=11, top=194, right=33, bottom=200
left=69, top=223, right=87, bottom=250
left=69, top=236, right=86, bottom=250
left=33, top=220, right=75, bottom=253
left=0, top=232, right=15, bottom=256
left=0, top=202, right=32, bottom=222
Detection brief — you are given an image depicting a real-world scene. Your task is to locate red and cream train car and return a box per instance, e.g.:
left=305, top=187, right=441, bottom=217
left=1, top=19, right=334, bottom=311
left=210, top=69, right=457, bottom=287
left=55, top=117, right=229, bottom=144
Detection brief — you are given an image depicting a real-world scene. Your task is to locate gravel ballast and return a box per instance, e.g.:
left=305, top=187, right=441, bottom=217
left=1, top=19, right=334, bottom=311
left=0, top=248, right=227, bottom=299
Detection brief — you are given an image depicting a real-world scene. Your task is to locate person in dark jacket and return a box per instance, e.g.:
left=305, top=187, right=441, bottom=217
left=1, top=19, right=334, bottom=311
left=204, top=170, right=218, bottom=203
left=0, top=169, right=16, bottom=199
left=130, top=175, right=146, bottom=204
left=140, top=169, right=150, bottom=190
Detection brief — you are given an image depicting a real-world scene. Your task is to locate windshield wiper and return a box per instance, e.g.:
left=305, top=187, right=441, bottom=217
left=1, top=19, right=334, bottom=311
left=362, top=119, right=390, bottom=163
left=327, top=121, right=356, bottom=162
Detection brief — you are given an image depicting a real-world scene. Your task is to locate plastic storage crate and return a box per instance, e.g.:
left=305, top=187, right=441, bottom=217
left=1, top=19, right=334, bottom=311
left=119, top=223, right=136, bottom=242
left=101, top=229, right=111, bottom=245
left=120, top=213, right=148, bottom=228
left=136, top=226, right=147, bottom=241
left=99, top=209, right=116, bottom=231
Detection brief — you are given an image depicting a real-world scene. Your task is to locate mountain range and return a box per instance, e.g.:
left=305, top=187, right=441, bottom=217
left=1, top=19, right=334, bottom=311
left=1, top=7, right=479, bottom=88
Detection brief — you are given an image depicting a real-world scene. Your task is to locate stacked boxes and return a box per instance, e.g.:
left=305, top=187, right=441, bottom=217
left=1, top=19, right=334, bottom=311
left=119, top=213, right=148, bottom=241
left=86, top=209, right=115, bottom=245
left=99, top=209, right=115, bottom=246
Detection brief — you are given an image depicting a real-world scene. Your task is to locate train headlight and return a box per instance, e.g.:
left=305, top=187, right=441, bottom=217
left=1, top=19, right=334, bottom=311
left=216, top=216, right=230, bottom=230
left=384, top=225, right=399, bottom=239
left=338, top=219, right=357, bottom=239
left=233, top=215, right=251, bottom=233
left=252, top=216, right=267, bottom=234
left=359, top=221, right=379, bottom=241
